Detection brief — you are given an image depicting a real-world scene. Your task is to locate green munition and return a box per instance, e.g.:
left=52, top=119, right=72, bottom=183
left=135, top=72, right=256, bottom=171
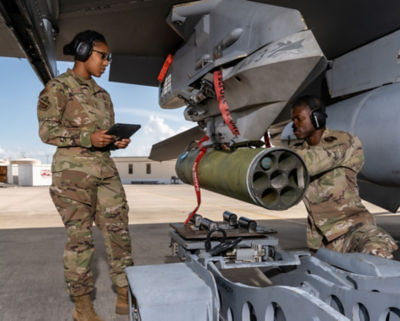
left=176, top=147, right=309, bottom=210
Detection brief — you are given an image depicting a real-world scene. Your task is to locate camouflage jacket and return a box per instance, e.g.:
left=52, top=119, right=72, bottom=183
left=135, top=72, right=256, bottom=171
left=293, top=128, right=374, bottom=241
left=37, top=68, right=117, bottom=178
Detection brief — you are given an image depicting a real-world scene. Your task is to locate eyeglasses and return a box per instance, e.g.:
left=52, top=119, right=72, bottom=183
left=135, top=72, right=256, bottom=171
left=93, top=49, right=112, bottom=62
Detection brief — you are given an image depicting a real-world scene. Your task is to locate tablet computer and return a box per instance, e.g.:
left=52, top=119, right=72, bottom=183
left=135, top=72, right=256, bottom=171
left=106, top=123, right=141, bottom=140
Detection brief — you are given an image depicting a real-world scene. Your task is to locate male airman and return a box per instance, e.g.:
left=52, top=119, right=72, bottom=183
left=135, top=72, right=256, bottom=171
left=290, top=95, right=398, bottom=259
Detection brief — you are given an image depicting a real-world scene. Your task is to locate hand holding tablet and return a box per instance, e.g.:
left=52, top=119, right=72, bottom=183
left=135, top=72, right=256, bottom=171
left=105, top=123, right=141, bottom=141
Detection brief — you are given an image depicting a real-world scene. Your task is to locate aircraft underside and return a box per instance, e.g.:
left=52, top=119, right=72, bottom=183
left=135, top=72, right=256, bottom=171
left=1, top=1, right=400, bottom=320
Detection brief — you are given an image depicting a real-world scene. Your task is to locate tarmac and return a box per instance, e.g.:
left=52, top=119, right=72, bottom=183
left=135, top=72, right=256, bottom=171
left=0, top=184, right=399, bottom=321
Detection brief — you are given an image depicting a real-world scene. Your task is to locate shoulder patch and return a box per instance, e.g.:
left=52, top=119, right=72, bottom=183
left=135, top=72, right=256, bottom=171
left=38, top=96, right=50, bottom=111
left=324, top=136, right=337, bottom=143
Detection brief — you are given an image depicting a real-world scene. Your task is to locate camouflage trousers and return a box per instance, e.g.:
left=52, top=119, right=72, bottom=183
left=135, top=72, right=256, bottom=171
left=50, top=170, right=134, bottom=296
left=307, top=219, right=398, bottom=259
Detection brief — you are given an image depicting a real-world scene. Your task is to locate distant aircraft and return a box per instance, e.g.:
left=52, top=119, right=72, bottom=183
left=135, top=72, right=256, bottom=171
left=2, top=0, right=400, bottom=212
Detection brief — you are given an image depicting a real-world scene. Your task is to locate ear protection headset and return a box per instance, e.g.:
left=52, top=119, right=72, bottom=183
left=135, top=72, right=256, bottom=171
left=303, top=96, right=327, bottom=130
left=74, top=37, right=94, bottom=62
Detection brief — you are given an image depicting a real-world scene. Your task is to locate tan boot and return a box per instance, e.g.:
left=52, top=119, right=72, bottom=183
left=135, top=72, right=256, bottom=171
left=115, top=286, right=130, bottom=315
left=73, top=294, right=104, bottom=321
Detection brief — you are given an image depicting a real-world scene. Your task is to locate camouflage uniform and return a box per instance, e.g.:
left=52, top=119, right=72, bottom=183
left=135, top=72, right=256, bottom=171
left=293, top=128, right=397, bottom=259
left=37, top=68, right=133, bottom=296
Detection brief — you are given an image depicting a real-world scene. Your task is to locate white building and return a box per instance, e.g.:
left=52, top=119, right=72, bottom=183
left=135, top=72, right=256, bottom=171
left=0, top=156, right=179, bottom=186
left=18, top=163, right=52, bottom=186
left=112, top=156, right=179, bottom=184
left=4, top=159, right=51, bottom=186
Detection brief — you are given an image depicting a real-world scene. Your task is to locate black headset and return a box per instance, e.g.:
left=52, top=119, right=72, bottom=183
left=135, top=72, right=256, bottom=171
left=74, top=38, right=93, bottom=62
left=302, top=96, right=327, bottom=130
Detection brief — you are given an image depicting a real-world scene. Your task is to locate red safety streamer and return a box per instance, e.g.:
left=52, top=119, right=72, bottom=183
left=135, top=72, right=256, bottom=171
left=184, top=135, right=209, bottom=225
left=213, top=70, right=240, bottom=136
left=157, top=54, right=173, bottom=83
left=264, top=132, right=271, bottom=148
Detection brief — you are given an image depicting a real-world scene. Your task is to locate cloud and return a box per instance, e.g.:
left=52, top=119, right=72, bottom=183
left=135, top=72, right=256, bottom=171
left=143, top=115, right=176, bottom=139
left=115, top=108, right=183, bottom=123
left=0, top=115, right=193, bottom=161
left=0, top=145, right=55, bottom=163
left=0, top=146, right=20, bottom=160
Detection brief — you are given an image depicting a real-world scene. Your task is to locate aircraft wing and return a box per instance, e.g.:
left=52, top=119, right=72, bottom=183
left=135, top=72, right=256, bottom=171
left=149, top=126, right=204, bottom=162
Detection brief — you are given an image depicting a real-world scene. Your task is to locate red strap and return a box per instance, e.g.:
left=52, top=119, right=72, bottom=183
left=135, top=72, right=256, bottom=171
left=213, top=70, right=240, bottom=136
left=157, top=54, right=173, bottom=83
left=184, top=135, right=209, bottom=225
left=264, top=133, right=271, bottom=148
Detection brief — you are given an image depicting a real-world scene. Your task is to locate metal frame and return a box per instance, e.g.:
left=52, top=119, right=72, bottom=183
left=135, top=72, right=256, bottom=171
left=127, top=218, right=400, bottom=321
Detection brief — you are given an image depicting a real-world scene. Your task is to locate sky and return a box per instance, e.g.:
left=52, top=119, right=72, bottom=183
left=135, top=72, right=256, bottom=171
left=0, top=57, right=193, bottom=163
